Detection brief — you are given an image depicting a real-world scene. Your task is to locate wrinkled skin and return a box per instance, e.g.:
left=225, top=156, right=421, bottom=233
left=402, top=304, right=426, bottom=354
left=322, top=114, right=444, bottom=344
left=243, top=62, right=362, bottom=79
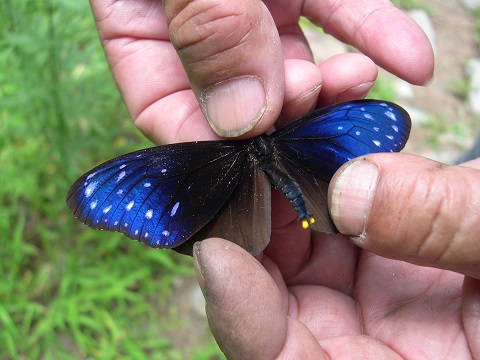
left=90, top=1, right=479, bottom=358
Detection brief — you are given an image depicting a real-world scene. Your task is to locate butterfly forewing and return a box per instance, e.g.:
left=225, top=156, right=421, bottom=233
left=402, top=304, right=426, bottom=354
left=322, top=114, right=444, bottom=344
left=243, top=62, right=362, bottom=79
left=66, top=141, right=250, bottom=248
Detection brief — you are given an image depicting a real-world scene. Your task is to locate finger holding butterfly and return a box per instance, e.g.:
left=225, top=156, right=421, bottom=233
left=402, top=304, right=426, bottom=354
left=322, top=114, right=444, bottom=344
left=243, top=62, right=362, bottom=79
left=90, top=0, right=286, bottom=144
left=327, top=154, right=480, bottom=356
left=89, top=0, right=433, bottom=145
left=329, top=154, right=480, bottom=280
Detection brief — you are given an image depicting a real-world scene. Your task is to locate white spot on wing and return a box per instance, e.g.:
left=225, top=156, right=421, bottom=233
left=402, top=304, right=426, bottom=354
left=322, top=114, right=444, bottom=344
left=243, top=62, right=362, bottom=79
left=161, top=168, right=167, bottom=173
left=386, top=135, right=394, bottom=140
left=391, top=125, right=399, bottom=132
left=372, top=140, right=381, bottom=147
left=116, top=189, right=124, bottom=195
left=103, top=205, right=112, bottom=214
left=90, top=200, right=97, bottom=210
left=144, top=232, right=149, bottom=238
left=355, top=131, right=361, bottom=136
left=144, top=183, right=151, bottom=188
left=126, top=201, right=134, bottom=211
left=145, top=209, right=153, bottom=219
left=117, top=171, right=126, bottom=183
left=162, top=230, right=170, bottom=237
left=337, top=125, right=344, bottom=130
left=135, top=230, right=139, bottom=236
left=363, top=113, right=374, bottom=120
left=170, top=202, right=180, bottom=217
left=385, top=111, right=397, bottom=121
left=84, top=181, right=98, bottom=197
left=86, top=172, right=97, bottom=181
left=119, top=164, right=126, bottom=169
left=373, top=127, right=380, bottom=132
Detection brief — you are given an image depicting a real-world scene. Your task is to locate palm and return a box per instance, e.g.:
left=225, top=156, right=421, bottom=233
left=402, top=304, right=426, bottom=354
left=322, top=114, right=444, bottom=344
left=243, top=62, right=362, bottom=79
left=263, top=196, right=466, bottom=358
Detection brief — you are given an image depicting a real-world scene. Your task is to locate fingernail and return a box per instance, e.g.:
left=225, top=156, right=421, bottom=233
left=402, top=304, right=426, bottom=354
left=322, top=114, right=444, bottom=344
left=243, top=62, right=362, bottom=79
left=335, top=81, right=374, bottom=103
left=330, top=160, right=379, bottom=237
left=423, top=73, right=434, bottom=86
left=203, top=76, right=266, bottom=137
left=193, top=242, right=207, bottom=295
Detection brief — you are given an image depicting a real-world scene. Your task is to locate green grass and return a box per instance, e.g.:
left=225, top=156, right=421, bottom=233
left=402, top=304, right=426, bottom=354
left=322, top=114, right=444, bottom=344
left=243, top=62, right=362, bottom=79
left=0, top=1, right=223, bottom=358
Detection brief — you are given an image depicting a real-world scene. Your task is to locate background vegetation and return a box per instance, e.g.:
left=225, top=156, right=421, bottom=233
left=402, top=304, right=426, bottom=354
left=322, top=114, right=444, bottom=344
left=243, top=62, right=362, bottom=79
left=0, top=1, right=223, bottom=358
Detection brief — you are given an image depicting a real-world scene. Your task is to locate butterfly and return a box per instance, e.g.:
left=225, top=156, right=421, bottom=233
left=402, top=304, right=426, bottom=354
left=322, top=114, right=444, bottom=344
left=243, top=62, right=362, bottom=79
left=66, top=100, right=411, bottom=256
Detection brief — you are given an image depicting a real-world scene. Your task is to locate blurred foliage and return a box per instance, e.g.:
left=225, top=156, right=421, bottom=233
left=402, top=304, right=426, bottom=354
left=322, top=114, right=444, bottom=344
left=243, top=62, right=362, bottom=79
left=0, top=0, right=222, bottom=358
left=391, top=0, right=428, bottom=11
left=473, top=8, right=480, bottom=50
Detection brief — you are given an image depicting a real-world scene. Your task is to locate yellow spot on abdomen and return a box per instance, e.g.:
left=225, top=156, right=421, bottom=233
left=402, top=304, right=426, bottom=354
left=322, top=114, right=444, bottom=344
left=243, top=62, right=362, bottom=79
left=301, top=217, right=315, bottom=229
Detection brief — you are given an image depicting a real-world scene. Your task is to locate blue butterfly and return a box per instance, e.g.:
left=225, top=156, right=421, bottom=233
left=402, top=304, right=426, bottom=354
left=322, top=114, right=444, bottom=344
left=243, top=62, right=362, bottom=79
left=66, top=100, right=411, bottom=256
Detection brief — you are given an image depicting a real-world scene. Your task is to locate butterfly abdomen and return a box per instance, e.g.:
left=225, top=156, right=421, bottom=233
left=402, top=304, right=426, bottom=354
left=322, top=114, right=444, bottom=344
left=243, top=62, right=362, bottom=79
left=252, top=137, right=315, bottom=229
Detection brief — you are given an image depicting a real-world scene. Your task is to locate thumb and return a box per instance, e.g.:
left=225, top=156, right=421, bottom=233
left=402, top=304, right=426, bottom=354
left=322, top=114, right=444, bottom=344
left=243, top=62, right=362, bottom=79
left=164, top=0, right=284, bottom=138
left=193, top=238, right=287, bottom=359
left=329, top=153, right=480, bottom=279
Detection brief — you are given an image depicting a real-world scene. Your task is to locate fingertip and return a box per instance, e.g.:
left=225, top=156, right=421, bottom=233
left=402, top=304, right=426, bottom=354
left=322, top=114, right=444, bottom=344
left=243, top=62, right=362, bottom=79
left=165, top=0, right=285, bottom=139
left=329, top=158, right=380, bottom=238
left=359, top=7, right=435, bottom=85
left=203, top=76, right=267, bottom=137
left=281, top=59, right=322, bottom=121
left=193, top=238, right=287, bottom=359
left=330, top=153, right=480, bottom=278
left=306, top=1, right=434, bottom=85
left=318, top=53, right=377, bottom=106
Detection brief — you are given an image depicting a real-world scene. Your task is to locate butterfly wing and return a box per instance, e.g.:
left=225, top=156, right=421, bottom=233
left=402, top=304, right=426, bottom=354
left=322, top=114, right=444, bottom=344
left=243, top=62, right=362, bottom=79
left=271, top=100, right=411, bottom=232
left=272, top=100, right=411, bottom=182
left=66, top=141, right=252, bottom=249
left=67, top=100, right=411, bottom=252
left=174, top=159, right=272, bottom=256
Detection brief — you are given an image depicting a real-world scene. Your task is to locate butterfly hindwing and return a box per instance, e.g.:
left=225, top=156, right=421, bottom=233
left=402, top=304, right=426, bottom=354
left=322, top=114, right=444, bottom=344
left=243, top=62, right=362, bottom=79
left=272, top=100, right=411, bottom=182
left=174, top=159, right=272, bottom=256
left=66, top=141, right=250, bottom=249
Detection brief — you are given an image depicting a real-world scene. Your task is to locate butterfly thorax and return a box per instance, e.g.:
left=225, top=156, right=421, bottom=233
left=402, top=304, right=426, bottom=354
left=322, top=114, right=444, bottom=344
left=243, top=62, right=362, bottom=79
left=251, top=137, right=315, bottom=229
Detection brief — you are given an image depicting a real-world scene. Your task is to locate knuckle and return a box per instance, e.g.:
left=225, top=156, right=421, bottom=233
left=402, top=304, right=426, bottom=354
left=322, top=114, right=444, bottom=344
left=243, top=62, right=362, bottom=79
left=414, top=166, right=478, bottom=269
left=167, top=1, right=253, bottom=63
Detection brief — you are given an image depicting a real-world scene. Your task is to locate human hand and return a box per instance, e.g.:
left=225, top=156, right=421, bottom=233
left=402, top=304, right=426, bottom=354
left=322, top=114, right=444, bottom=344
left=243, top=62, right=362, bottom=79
left=90, top=0, right=433, bottom=144
left=194, top=155, right=480, bottom=358
left=88, top=1, right=468, bottom=358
